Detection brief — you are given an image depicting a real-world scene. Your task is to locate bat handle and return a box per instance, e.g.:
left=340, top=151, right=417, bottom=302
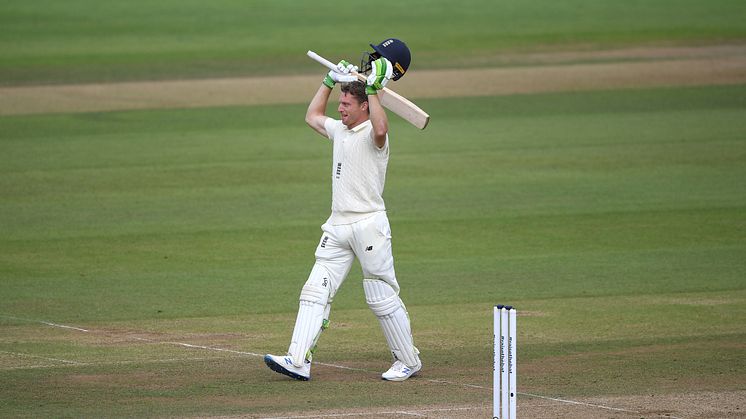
left=307, top=50, right=338, bottom=72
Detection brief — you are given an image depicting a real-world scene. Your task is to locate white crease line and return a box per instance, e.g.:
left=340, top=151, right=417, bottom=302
left=2, top=315, right=684, bottom=419
left=132, top=336, right=373, bottom=373
left=152, top=340, right=370, bottom=374
left=0, top=350, right=82, bottom=365
left=425, top=378, right=490, bottom=390
left=0, top=356, right=229, bottom=371
left=1, top=315, right=89, bottom=332
left=313, top=360, right=372, bottom=373
left=520, top=392, right=685, bottom=419
left=261, top=413, right=378, bottom=419
left=2, top=364, right=64, bottom=371
left=163, top=341, right=262, bottom=357
left=39, top=321, right=90, bottom=332
left=521, top=392, right=638, bottom=413
left=132, top=336, right=265, bottom=358
left=395, top=407, right=476, bottom=417
left=260, top=407, right=479, bottom=419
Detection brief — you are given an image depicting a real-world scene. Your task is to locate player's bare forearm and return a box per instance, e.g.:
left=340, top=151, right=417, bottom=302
left=368, top=94, right=388, bottom=148
left=306, top=84, right=332, bottom=137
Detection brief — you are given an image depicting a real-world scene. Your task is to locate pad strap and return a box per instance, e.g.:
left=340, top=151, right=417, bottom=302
left=300, top=283, right=328, bottom=304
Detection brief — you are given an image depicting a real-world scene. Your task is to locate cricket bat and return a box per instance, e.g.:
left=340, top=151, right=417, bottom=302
left=307, top=50, right=430, bottom=130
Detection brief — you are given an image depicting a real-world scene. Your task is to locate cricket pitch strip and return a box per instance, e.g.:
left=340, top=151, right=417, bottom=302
left=1, top=44, right=745, bottom=116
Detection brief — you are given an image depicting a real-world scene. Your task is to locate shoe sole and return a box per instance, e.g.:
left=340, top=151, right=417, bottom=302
left=264, top=355, right=310, bottom=381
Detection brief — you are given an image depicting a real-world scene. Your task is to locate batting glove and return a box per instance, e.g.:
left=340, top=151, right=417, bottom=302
left=365, top=57, right=393, bottom=95
left=322, top=60, right=358, bottom=89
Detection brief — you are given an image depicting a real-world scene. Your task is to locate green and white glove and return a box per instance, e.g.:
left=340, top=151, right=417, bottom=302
left=322, top=60, right=358, bottom=89
left=365, top=57, right=393, bottom=95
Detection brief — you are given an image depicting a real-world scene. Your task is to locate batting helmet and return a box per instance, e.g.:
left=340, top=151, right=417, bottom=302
left=361, top=38, right=411, bottom=81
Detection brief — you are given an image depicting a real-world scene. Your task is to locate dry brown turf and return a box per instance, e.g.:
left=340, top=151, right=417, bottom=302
left=249, top=391, right=746, bottom=418
left=1, top=44, right=745, bottom=116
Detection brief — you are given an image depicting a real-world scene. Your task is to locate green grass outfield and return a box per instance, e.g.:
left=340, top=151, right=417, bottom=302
left=1, top=84, right=745, bottom=416
left=2, top=0, right=746, bottom=84
left=2, top=0, right=746, bottom=416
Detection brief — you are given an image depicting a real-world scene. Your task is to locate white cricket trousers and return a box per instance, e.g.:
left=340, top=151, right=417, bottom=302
left=314, top=211, right=399, bottom=299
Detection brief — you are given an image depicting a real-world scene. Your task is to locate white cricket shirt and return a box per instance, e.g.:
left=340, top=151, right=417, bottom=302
left=323, top=118, right=389, bottom=225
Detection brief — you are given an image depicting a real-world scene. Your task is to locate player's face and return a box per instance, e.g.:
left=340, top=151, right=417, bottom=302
left=338, top=92, right=368, bottom=128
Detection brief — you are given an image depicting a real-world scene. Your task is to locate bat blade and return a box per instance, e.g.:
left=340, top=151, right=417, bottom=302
left=307, top=50, right=429, bottom=130
left=377, top=87, right=430, bottom=130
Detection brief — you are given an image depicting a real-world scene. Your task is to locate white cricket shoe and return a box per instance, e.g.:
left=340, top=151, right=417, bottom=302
left=382, top=359, right=421, bottom=381
left=264, top=354, right=311, bottom=381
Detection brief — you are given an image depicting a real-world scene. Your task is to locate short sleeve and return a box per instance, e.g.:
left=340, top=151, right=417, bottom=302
left=324, top=118, right=343, bottom=141
left=375, top=133, right=389, bottom=156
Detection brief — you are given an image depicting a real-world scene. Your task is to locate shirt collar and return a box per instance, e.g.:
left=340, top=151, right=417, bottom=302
left=347, top=119, right=371, bottom=133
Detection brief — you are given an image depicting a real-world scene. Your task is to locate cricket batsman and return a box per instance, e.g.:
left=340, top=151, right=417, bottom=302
left=264, top=39, right=422, bottom=381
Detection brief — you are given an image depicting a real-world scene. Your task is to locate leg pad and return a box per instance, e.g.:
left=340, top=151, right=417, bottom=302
left=363, top=279, right=420, bottom=367
left=288, top=266, right=332, bottom=366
